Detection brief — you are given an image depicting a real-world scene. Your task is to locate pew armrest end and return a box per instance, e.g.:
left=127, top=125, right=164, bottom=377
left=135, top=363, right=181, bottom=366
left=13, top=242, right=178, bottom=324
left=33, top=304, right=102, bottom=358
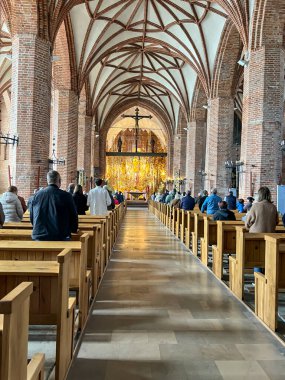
left=27, top=353, right=45, bottom=380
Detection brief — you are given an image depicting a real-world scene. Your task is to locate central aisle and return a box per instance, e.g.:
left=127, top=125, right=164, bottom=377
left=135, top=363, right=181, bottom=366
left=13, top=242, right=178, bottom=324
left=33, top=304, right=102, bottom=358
left=68, top=209, right=285, bottom=380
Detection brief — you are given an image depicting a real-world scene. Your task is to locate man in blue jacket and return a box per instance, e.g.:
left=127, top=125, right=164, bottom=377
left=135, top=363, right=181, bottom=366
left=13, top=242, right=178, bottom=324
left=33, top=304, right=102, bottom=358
left=180, top=190, right=195, bottom=211
left=201, top=188, right=222, bottom=215
left=31, top=170, right=78, bottom=241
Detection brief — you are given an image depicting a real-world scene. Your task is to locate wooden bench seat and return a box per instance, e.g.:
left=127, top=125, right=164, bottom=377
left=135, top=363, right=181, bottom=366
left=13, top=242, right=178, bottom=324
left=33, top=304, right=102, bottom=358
left=255, top=234, right=285, bottom=331
left=0, top=282, right=45, bottom=380
left=229, top=226, right=285, bottom=300
left=212, top=221, right=245, bottom=279
left=200, top=214, right=246, bottom=268
left=0, top=238, right=89, bottom=330
left=0, top=250, right=75, bottom=380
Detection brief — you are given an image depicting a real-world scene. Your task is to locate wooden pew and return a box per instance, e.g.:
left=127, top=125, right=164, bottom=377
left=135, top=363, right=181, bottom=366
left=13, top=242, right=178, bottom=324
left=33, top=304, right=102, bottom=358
left=212, top=221, right=245, bottom=279
left=191, top=212, right=204, bottom=256
left=0, top=250, right=75, bottom=380
left=175, top=209, right=181, bottom=238
left=200, top=216, right=217, bottom=266
left=0, top=237, right=89, bottom=330
left=255, top=234, right=285, bottom=331
left=0, top=282, right=45, bottom=380
left=185, top=211, right=195, bottom=249
left=229, top=226, right=285, bottom=300
left=2, top=223, right=107, bottom=291
left=180, top=210, right=187, bottom=244
left=201, top=214, right=246, bottom=267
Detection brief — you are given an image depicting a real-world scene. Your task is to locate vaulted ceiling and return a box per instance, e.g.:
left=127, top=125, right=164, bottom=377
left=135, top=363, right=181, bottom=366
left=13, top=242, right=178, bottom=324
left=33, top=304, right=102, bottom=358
left=1, top=0, right=253, bottom=133
left=70, top=0, right=227, bottom=131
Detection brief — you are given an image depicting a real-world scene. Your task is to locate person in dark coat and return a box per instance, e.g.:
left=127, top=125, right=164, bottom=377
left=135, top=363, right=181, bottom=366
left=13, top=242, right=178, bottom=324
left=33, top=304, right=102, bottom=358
left=213, top=201, right=236, bottom=221
left=198, top=190, right=208, bottom=210
left=73, top=184, right=88, bottom=215
left=225, top=191, right=236, bottom=210
left=30, top=170, right=78, bottom=241
left=180, top=191, right=195, bottom=211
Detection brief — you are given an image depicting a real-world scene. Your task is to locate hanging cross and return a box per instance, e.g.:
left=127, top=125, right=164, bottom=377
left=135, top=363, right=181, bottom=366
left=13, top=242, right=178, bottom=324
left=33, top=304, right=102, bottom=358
left=121, top=107, right=152, bottom=153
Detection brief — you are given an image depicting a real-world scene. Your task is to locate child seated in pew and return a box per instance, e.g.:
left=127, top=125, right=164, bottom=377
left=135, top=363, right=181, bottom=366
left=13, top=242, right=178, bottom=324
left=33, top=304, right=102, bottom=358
left=212, top=201, right=236, bottom=221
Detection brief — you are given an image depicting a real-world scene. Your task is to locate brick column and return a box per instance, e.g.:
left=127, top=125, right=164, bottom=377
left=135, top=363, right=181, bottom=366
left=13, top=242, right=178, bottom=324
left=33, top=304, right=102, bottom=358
left=53, top=89, right=78, bottom=189
left=186, top=119, right=207, bottom=195
left=10, top=35, right=51, bottom=198
left=240, top=46, right=284, bottom=201
left=204, top=97, right=234, bottom=196
left=77, top=114, right=92, bottom=177
left=173, top=130, right=187, bottom=178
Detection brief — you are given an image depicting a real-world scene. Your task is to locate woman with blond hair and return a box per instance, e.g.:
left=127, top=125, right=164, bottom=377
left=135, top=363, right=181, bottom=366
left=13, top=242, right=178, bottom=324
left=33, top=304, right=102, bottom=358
left=245, top=187, right=279, bottom=233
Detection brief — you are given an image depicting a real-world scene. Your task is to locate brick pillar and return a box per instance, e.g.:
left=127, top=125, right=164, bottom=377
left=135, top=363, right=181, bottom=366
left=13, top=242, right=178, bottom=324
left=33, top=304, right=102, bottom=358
left=77, top=114, right=92, bottom=177
left=204, top=97, right=234, bottom=196
left=53, top=89, right=78, bottom=190
left=186, top=119, right=207, bottom=195
left=10, top=35, right=51, bottom=198
left=173, top=131, right=187, bottom=177
left=240, top=46, right=285, bottom=202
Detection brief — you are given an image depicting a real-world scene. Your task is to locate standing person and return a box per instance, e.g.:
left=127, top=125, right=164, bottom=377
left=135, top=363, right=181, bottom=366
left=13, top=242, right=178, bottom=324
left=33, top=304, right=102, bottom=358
left=180, top=191, right=195, bottom=211
left=67, top=183, right=75, bottom=194
left=225, top=190, right=236, bottom=210
left=198, top=190, right=208, bottom=210
left=245, top=187, right=279, bottom=233
left=87, top=178, right=111, bottom=215
left=104, top=185, right=115, bottom=210
left=27, top=189, right=39, bottom=211
left=30, top=170, right=78, bottom=241
left=0, top=202, right=4, bottom=227
left=73, top=184, right=89, bottom=215
left=201, top=188, right=222, bottom=215
left=0, top=186, right=23, bottom=222
left=213, top=201, right=236, bottom=221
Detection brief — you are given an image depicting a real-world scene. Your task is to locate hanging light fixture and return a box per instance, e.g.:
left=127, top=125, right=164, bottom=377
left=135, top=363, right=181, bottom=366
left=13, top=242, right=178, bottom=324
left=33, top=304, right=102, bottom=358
left=48, top=138, right=65, bottom=166
left=0, top=132, right=19, bottom=146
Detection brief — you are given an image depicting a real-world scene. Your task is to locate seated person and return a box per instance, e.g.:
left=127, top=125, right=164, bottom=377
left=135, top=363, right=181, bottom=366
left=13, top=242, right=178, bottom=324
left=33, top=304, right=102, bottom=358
left=236, top=198, right=245, bottom=213
left=212, top=201, right=236, bottom=221
left=180, top=191, right=195, bottom=211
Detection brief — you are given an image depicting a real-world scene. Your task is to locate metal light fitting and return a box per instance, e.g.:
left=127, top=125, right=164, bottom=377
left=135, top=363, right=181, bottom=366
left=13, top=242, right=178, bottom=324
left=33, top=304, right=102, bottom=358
left=0, top=133, right=19, bottom=146
left=48, top=139, right=65, bottom=165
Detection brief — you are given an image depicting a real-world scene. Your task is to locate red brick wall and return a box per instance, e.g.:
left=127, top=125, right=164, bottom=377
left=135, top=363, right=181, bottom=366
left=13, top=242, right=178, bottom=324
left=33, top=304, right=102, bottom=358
left=204, top=97, right=234, bottom=196
left=186, top=119, right=207, bottom=195
left=53, top=89, right=78, bottom=190
left=240, top=46, right=284, bottom=201
left=0, top=94, right=10, bottom=194
left=10, top=34, right=51, bottom=199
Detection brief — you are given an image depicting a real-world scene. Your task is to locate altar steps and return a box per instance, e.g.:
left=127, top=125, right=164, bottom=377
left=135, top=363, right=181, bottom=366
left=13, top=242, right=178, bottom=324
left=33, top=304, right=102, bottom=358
left=126, top=200, right=148, bottom=208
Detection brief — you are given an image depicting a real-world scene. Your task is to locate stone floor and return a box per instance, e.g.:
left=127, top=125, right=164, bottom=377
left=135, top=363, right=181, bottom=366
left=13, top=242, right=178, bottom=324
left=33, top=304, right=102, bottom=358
left=67, top=209, right=285, bottom=380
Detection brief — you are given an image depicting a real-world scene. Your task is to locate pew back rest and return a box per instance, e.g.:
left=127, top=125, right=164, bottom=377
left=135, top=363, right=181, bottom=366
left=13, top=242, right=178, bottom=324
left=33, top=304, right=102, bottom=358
left=217, top=221, right=244, bottom=253
left=0, top=282, right=33, bottom=380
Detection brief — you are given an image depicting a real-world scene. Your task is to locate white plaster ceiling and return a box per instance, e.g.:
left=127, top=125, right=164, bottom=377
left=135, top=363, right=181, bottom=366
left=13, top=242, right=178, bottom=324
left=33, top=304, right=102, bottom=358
left=69, top=0, right=227, bottom=132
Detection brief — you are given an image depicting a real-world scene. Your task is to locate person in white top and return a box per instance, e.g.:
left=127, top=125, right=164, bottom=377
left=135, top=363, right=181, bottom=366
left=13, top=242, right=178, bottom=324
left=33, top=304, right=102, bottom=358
left=87, top=178, right=112, bottom=215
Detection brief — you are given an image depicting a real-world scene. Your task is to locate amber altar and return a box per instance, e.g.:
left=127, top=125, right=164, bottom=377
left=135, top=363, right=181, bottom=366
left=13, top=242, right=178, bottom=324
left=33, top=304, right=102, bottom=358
left=105, top=129, right=167, bottom=192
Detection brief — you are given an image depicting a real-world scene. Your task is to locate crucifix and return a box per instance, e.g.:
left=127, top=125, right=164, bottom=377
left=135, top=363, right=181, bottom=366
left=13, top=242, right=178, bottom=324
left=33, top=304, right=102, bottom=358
left=121, top=107, right=152, bottom=153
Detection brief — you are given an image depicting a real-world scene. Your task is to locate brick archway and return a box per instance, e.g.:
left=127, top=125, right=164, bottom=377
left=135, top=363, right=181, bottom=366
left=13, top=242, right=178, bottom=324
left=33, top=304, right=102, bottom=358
left=98, top=99, right=174, bottom=178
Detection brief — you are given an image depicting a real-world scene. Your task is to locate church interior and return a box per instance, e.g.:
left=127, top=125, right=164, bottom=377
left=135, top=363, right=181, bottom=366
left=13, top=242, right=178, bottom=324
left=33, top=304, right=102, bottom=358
left=1, top=1, right=285, bottom=379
